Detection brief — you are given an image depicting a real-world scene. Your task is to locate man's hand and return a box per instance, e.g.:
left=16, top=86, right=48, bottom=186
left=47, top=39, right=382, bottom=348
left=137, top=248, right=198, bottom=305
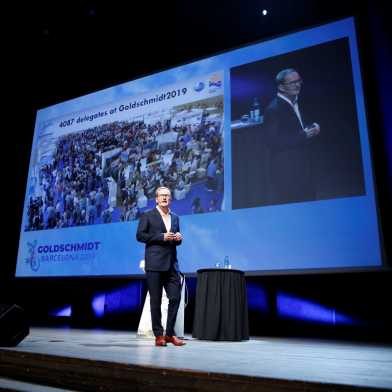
left=164, top=232, right=176, bottom=241
left=305, top=122, right=320, bottom=138
left=174, top=232, right=182, bottom=242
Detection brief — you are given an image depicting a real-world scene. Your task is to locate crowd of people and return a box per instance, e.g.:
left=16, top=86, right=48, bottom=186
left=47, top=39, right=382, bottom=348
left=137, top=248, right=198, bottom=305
left=25, top=103, right=224, bottom=231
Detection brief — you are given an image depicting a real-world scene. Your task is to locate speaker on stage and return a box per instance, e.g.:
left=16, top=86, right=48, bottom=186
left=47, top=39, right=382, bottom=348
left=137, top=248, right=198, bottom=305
left=0, top=304, right=29, bottom=347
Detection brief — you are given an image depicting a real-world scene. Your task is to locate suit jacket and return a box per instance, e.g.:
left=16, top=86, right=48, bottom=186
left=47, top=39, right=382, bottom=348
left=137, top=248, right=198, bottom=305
left=264, top=96, right=310, bottom=151
left=263, top=96, right=315, bottom=203
left=136, top=208, right=181, bottom=271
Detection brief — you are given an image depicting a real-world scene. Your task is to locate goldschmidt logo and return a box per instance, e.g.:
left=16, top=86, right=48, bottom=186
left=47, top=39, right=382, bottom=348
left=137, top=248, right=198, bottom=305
left=25, top=240, right=101, bottom=271
left=25, top=240, right=39, bottom=271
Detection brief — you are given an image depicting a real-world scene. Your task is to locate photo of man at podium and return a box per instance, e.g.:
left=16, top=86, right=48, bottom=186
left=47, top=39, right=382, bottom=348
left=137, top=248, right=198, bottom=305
left=136, top=186, right=186, bottom=347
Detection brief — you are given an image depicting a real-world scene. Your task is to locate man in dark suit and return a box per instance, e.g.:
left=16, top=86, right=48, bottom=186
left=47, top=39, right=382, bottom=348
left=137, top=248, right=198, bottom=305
left=264, top=68, right=320, bottom=205
left=136, top=186, right=185, bottom=347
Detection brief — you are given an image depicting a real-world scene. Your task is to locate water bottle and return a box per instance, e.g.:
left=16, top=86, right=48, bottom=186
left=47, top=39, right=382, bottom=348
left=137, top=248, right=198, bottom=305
left=215, top=260, right=221, bottom=268
left=224, top=255, right=231, bottom=269
left=249, top=105, right=255, bottom=121
left=252, top=97, right=261, bottom=122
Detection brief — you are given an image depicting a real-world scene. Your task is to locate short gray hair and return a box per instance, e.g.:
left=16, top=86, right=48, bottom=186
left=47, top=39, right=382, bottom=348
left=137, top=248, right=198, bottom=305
left=275, top=68, right=297, bottom=85
left=155, top=186, right=171, bottom=197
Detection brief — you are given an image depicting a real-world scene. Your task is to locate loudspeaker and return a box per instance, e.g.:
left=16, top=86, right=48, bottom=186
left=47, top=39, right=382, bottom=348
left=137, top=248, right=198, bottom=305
left=0, top=304, right=29, bottom=346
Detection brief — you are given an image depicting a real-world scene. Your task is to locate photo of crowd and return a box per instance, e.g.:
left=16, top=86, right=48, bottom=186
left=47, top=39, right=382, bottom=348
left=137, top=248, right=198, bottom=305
left=25, top=96, right=224, bottom=231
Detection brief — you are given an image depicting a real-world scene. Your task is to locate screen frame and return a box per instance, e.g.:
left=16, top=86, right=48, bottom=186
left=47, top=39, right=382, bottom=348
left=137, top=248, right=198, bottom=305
left=15, top=15, right=388, bottom=279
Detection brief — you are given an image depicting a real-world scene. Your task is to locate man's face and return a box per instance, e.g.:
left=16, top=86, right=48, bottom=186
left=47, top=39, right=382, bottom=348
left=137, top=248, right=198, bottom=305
left=156, top=189, right=171, bottom=209
left=279, top=71, right=302, bottom=98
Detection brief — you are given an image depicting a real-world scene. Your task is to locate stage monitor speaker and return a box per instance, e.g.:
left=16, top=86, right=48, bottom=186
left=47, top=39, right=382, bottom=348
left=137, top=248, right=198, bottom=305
left=0, top=304, right=29, bottom=346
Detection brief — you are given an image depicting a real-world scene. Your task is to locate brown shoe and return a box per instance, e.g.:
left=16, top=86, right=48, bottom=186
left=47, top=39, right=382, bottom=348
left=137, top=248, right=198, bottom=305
left=165, top=336, right=186, bottom=346
left=155, top=336, right=167, bottom=347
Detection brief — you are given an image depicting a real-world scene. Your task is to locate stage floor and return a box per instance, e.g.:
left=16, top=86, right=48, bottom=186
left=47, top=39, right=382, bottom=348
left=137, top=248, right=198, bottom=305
left=1, top=327, right=392, bottom=391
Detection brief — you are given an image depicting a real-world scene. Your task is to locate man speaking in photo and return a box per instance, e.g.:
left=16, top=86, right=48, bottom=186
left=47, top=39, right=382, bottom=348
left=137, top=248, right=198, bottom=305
left=136, top=186, right=185, bottom=347
left=264, top=68, right=321, bottom=204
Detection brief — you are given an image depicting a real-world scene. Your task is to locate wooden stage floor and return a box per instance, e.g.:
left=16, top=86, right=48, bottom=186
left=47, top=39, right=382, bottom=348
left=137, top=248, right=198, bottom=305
left=0, top=327, right=391, bottom=391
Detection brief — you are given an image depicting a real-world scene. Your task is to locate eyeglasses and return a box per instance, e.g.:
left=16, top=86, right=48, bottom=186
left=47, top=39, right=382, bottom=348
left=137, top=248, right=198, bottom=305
left=283, top=78, right=303, bottom=86
left=158, top=194, right=171, bottom=198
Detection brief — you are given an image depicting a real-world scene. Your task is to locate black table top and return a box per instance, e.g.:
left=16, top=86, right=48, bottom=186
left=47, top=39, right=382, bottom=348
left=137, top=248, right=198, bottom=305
left=197, top=268, right=244, bottom=274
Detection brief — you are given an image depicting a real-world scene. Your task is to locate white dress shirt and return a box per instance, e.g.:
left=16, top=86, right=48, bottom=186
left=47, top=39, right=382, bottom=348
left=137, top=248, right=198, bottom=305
left=277, top=93, right=304, bottom=129
left=156, top=206, right=171, bottom=233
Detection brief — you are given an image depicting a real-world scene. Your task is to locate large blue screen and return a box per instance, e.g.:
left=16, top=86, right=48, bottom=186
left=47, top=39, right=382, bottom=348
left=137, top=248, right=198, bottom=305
left=16, top=18, right=383, bottom=277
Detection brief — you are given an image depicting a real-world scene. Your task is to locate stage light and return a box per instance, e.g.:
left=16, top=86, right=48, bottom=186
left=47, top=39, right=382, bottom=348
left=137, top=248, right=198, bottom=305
left=247, top=283, right=269, bottom=312
left=262, top=9, right=268, bottom=16
left=91, top=282, right=142, bottom=318
left=277, top=292, right=356, bottom=325
left=92, top=294, right=106, bottom=318
left=50, top=305, right=72, bottom=317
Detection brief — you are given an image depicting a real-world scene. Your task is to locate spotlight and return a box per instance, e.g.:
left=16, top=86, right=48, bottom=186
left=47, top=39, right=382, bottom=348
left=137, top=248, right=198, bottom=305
left=262, top=9, right=268, bottom=16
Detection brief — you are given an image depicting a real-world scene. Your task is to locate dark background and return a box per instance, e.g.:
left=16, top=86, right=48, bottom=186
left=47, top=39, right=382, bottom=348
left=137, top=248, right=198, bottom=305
left=2, top=0, right=391, bottom=341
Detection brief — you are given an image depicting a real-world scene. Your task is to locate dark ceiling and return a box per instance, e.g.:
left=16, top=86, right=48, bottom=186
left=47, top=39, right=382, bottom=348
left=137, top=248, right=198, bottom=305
left=10, top=0, right=378, bottom=108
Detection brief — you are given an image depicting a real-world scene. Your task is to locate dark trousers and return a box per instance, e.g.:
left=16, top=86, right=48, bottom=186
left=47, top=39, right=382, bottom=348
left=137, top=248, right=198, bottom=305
left=146, top=267, right=181, bottom=337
